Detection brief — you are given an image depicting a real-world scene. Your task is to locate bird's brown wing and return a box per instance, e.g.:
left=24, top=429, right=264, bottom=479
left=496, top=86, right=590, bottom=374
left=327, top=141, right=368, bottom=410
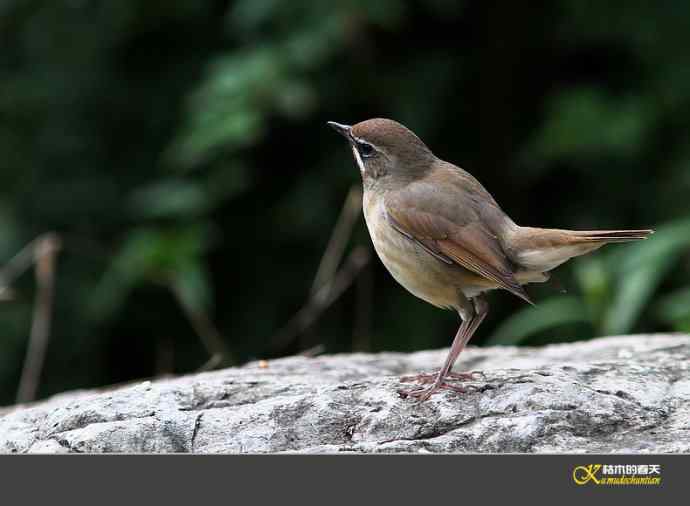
left=384, top=183, right=533, bottom=304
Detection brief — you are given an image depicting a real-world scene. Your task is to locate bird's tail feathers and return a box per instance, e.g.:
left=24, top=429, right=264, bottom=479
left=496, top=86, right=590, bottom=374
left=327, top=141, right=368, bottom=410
left=563, top=229, right=654, bottom=243
left=507, top=227, right=654, bottom=272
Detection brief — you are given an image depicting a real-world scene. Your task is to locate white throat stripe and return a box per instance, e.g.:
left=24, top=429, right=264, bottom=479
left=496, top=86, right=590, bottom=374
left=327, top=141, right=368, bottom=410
left=352, top=145, right=365, bottom=173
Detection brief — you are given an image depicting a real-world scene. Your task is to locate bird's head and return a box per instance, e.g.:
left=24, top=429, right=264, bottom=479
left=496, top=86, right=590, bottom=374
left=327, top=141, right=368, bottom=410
left=328, top=118, right=434, bottom=186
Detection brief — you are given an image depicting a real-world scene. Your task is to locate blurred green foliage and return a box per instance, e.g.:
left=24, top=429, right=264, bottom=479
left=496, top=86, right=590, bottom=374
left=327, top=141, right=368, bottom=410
left=1, top=0, right=689, bottom=404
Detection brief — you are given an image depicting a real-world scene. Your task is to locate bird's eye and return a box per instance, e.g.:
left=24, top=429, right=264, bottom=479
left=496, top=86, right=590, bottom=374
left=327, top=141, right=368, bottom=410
left=357, top=142, right=376, bottom=158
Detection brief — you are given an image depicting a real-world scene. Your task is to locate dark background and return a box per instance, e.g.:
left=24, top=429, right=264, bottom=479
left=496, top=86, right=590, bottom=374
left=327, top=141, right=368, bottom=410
left=1, top=0, right=689, bottom=405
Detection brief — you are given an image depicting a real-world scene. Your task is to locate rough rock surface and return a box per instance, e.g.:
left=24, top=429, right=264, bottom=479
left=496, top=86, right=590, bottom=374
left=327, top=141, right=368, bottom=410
left=1, top=334, right=688, bottom=453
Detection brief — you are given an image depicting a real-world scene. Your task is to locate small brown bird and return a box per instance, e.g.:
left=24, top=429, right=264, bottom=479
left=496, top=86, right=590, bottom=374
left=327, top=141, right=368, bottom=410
left=328, top=118, right=653, bottom=401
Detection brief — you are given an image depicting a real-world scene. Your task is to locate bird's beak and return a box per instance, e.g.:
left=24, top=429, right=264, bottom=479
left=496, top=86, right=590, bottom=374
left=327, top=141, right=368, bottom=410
left=327, top=121, right=353, bottom=140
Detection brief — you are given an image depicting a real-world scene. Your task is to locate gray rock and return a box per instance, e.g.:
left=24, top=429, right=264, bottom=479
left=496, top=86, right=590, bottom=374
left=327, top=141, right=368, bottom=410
left=1, top=334, right=688, bottom=453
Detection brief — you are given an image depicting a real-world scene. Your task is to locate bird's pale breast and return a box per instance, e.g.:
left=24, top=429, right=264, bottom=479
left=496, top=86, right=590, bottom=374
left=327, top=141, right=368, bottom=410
left=363, top=191, right=493, bottom=310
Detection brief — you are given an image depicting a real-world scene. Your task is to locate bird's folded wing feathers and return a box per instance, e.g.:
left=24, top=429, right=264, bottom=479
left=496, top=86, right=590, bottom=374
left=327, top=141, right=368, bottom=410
left=384, top=192, right=533, bottom=304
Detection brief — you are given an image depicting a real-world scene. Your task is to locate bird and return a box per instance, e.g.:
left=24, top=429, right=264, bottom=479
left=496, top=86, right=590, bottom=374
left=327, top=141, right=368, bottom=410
left=328, top=118, right=653, bottom=401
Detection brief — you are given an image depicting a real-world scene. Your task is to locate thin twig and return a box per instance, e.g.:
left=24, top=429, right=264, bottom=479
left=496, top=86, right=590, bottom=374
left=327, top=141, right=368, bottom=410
left=197, top=353, right=223, bottom=372
left=16, top=233, right=61, bottom=403
left=300, top=185, right=362, bottom=350
left=270, top=246, right=371, bottom=352
left=310, top=185, right=362, bottom=297
left=299, top=344, right=326, bottom=357
left=0, top=235, right=54, bottom=299
left=0, top=287, right=15, bottom=302
left=169, top=283, right=236, bottom=371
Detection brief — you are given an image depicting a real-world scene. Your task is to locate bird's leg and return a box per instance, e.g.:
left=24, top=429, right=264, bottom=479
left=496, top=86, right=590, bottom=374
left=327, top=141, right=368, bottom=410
left=399, top=296, right=488, bottom=401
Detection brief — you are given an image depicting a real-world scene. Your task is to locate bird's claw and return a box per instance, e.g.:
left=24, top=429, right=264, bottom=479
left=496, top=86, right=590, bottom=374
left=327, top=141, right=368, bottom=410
left=398, top=369, right=483, bottom=401
left=398, top=381, right=477, bottom=401
left=400, top=370, right=483, bottom=385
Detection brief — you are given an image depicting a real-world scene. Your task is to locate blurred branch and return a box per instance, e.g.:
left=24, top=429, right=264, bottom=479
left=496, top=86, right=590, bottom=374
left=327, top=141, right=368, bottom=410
left=169, top=282, right=236, bottom=371
left=15, top=233, right=62, bottom=404
left=0, top=235, right=56, bottom=300
left=299, top=184, right=362, bottom=350
left=0, top=287, right=15, bottom=302
left=299, top=344, right=326, bottom=357
left=310, top=185, right=362, bottom=297
left=270, top=186, right=366, bottom=353
left=270, top=246, right=371, bottom=352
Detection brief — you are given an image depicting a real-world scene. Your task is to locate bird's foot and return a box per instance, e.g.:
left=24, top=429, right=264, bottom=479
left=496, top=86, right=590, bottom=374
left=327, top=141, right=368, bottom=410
left=397, top=370, right=483, bottom=401
left=400, top=370, right=483, bottom=385
left=397, top=381, right=473, bottom=401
